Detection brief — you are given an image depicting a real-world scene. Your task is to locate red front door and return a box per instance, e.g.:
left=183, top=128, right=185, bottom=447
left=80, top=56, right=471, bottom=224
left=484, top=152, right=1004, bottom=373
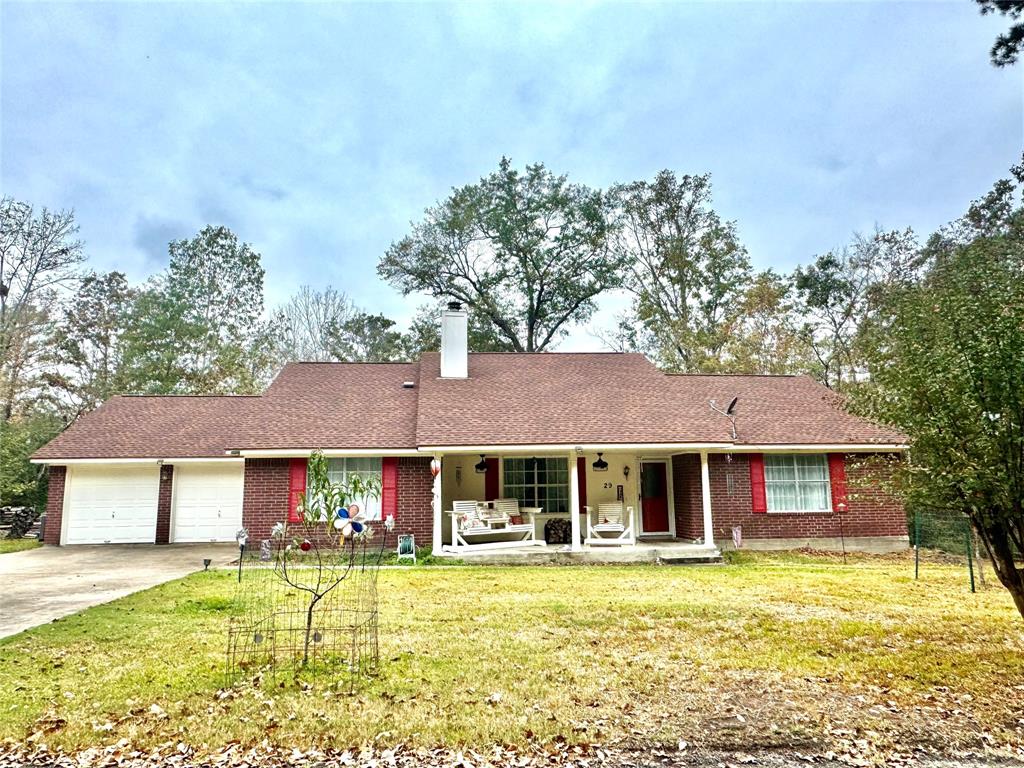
left=640, top=461, right=669, bottom=533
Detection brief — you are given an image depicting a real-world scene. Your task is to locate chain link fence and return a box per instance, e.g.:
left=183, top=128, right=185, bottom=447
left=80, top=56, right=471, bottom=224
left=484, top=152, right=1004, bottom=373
left=909, top=506, right=987, bottom=592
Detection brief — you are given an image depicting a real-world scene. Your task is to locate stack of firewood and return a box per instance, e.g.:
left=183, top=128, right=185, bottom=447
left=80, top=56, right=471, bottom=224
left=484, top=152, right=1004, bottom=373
left=544, top=517, right=572, bottom=544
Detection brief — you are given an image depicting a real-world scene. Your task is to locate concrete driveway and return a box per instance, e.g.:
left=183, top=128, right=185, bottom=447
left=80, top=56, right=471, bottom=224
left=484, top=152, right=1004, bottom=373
left=0, top=543, right=237, bottom=638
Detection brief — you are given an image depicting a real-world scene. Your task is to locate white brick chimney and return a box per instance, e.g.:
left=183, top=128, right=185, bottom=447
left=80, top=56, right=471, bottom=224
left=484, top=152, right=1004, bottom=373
left=440, top=301, right=468, bottom=378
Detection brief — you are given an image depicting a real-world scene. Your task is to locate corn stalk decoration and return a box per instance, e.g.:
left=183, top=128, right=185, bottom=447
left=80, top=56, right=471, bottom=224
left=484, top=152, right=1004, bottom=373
left=268, top=450, right=391, bottom=667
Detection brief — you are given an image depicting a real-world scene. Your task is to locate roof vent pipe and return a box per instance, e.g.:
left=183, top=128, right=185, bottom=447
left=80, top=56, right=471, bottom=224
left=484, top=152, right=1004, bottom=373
left=440, top=302, right=468, bottom=378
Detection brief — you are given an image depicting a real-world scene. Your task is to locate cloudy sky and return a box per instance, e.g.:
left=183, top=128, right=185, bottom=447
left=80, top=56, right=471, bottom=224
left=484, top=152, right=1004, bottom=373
left=2, top=1, right=1021, bottom=349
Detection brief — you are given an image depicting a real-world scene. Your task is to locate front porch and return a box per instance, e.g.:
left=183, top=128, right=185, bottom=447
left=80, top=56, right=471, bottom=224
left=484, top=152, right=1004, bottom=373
left=435, top=538, right=723, bottom=565
left=429, top=448, right=719, bottom=558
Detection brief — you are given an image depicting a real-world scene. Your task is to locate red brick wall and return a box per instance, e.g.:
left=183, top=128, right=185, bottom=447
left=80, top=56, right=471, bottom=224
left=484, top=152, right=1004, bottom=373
left=396, top=456, right=433, bottom=548
left=672, top=454, right=702, bottom=539
left=43, top=465, right=66, bottom=545
left=155, top=465, right=174, bottom=544
left=672, top=452, right=907, bottom=543
left=240, top=456, right=435, bottom=549
left=241, top=458, right=291, bottom=543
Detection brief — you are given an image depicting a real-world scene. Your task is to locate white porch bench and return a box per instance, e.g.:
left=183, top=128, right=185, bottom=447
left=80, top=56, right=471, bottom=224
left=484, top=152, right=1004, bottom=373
left=584, top=501, right=636, bottom=546
left=445, top=499, right=546, bottom=552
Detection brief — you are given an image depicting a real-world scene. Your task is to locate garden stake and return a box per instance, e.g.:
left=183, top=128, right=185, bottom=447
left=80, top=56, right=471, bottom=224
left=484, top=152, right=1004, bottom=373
left=838, top=509, right=847, bottom=565
left=914, top=509, right=920, bottom=580
left=966, top=525, right=975, bottom=593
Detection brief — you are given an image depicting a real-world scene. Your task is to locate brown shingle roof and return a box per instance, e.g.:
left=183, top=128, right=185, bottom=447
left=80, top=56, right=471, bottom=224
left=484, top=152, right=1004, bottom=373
left=229, top=362, right=420, bottom=451
left=414, top=352, right=720, bottom=446
left=414, top=353, right=905, bottom=447
left=32, top=353, right=905, bottom=461
left=31, top=395, right=259, bottom=460
left=662, top=373, right=906, bottom=446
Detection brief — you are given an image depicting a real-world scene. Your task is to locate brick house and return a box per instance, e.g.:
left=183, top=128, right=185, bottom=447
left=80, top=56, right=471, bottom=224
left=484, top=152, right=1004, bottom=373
left=32, top=305, right=908, bottom=554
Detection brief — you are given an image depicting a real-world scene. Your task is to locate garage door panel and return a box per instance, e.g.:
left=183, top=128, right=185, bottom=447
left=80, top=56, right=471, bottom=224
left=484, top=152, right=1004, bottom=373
left=172, top=465, right=244, bottom=543
left=64, top=466, right=160, bottom=545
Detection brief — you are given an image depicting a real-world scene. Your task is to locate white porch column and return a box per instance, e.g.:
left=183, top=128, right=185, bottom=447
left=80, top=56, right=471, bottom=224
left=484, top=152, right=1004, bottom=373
left=431, top=454, right=443, bottom=554
left=700, top=450, right=715, bottom=549
left=569, top=452, right=582, bottom=552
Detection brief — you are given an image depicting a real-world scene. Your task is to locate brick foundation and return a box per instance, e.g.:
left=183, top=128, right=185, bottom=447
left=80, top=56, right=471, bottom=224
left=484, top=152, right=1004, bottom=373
left=672, top=453, right=907, bottom=545
left=155, top=465, right=174, bottom=544
left=43, top=465, right=66, bottom=545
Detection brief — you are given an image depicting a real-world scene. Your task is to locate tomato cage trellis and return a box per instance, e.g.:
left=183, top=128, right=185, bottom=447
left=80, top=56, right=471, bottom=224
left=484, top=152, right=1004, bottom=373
left=226, top=451, right=390, bottom=691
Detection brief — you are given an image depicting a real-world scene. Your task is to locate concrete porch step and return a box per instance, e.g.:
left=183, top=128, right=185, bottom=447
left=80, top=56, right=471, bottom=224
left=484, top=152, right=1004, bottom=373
left=443, top=541, right=723, bottom=565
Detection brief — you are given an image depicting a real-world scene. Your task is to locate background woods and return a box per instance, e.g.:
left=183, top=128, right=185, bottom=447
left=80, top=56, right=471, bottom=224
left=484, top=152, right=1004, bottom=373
left=2, top=158, right=1021, bottom=539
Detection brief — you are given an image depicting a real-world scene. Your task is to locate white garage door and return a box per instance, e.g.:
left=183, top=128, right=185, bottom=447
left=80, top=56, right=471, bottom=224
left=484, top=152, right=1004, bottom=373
left=64, top=465, right=160, bottom=545
left=172, top=464, right=244, bottom=543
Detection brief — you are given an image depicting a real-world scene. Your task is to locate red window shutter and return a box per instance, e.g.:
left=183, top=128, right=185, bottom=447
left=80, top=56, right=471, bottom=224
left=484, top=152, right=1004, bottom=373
left=576, top=456, right=587, bottom=509
left=381, top=457, right=399, bottom=521
left=828, top=453, right=848, bottom=512
left=749, top=454, right=767, bottom=514
left=485, top=458, right=499, bottom=500
left=288, top=458, right=307, bottom=523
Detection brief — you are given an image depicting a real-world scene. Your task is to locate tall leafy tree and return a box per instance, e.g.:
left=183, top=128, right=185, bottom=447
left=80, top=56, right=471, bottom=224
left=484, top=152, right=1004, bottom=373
left=379, top=158, right=621, bottom=352
left=791, top=228, right=920, bottom=389
left=120, top=225, right=268, bottom=393
left=329, top=312, right=410, bottom=362
left=725, top=270, right=807, bottom=375
left=975, top=0, right=1024, bottom=66
left=611, top=171, right=752, bottom=371
left=51, top=271, right=136, bottom=414
left=404, top=300, right=514, bottom=355
left=857, top=163, right=1024, bottom=618
left=0, top=198, right=84, bottom=420
left=0, top=410, right=63, bottom=508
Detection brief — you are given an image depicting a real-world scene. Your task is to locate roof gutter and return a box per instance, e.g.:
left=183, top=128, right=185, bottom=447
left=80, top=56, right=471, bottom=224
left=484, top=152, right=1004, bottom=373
left=32, top=442, right=908, bottom=465
left=417, top=442, right=733, bottom=454
left=722, top=443, right=908, bottom=453
left=29, top=456, right=245, bottom=465
left=234, top=448, right=422, bottom=458
left=419, top=442, right=909, bottom=454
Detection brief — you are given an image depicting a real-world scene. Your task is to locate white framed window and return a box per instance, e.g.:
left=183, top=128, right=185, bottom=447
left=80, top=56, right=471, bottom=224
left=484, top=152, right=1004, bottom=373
left=764, top=454, right=831, bottom=513
left=326, top=457, right=383, bottom=520
left=502, top=457, right=569, bottom=513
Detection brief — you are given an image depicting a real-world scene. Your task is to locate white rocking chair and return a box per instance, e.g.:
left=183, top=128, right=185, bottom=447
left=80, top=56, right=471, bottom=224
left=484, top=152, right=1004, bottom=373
left=585, top=501, right=636, bottom=546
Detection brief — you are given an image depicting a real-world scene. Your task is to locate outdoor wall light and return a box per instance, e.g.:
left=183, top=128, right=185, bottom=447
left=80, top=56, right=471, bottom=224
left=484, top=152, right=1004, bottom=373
left=623, top=464, right=630, bottom=479
left=592, top=452, right=609, bottom=471
left=474, top=454, right=488, bottom=473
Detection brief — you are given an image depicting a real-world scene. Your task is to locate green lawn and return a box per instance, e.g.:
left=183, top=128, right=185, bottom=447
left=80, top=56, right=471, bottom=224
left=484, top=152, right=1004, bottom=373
left=0, top=538, right=40, bottom=555
left=0, top=552, right=1021, bottom=760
